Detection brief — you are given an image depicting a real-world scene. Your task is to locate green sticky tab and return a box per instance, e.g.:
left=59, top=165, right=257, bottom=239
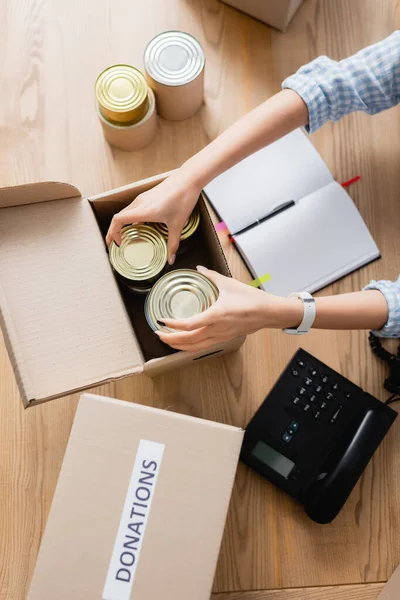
left=248, top=273, right=271, bottom=288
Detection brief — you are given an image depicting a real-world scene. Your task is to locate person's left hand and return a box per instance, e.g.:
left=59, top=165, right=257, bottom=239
left=155, top=266, right=302, bottom=351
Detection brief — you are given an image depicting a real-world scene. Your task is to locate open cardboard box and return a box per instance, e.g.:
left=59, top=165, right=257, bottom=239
left=0, top=172, right=245, bottom=408
left=221, top=0, right=303, bottom=31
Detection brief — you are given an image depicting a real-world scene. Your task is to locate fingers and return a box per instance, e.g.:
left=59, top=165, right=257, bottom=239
left=160, top=306, right=218, bottom=331
left=167, top=229, right=181, bottom=265
left=156, top=326, right=209, bottom=346
left=105, top=207, right=148, bottom=247
left=158, top=334, right=219, bottom=352
left=196, top=265, right=228, bottom=287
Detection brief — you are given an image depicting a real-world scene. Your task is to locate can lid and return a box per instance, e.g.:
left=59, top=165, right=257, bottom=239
left=145, top=269, right=219, bottom=332
left=95, top=64, right=149, bottom=125
left=109, top=225, right=167, bottom=281
left=152, top=207, right=200, bottom=241
left=144, top=31, right=205, bottom=87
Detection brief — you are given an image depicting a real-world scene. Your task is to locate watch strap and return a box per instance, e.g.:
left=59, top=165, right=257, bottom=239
left=284, top=292, right=316, bottom=335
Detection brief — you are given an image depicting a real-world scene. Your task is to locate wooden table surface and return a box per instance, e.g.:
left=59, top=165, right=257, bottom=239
left=1, top=1, right=400, bottom=599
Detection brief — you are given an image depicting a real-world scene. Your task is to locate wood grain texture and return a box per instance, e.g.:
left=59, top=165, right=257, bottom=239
left=0, top=1, right=399, bottom=599
left=213, top=582, right=385, bottom=599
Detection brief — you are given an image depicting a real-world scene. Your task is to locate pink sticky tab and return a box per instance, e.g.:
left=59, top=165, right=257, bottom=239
left=215, top=221, right=229, bottom=233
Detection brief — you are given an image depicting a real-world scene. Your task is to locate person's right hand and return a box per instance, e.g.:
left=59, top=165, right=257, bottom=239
left=105, top=170, right=202, bottom=264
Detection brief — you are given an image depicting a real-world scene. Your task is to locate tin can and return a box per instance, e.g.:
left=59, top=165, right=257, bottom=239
left=145, top=268, right=219, bottom=333
left=144, top=31, right=205, bottom=121
left=95, top=64, right=157, bottom=151
left=109, top=224, right=167, bottom=293
left=151, top=207, right=200, bottom=252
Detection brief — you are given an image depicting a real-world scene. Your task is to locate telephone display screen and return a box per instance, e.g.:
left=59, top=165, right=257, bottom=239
left=252, top=440, right=295, bottom=478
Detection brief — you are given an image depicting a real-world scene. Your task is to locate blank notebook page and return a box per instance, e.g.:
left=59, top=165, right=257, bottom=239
left=204, top=129, right=333, bottom=234
left=234, top=182, right=380, bottom=296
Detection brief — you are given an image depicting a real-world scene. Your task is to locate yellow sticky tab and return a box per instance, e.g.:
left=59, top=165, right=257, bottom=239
left=248, top=273, right=271, bottom=288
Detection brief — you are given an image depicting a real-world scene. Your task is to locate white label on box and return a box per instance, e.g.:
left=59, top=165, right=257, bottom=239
left=102, top=439, right=165, bottom=600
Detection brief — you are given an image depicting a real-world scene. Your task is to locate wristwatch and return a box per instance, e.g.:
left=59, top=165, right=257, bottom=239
left=283, top=292, right=316, bottom=335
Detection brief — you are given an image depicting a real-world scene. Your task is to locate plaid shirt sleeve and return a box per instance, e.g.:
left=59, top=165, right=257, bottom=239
left=282, top=30, right=400, bottom=133
left=363, top=277, right=400, bottom=338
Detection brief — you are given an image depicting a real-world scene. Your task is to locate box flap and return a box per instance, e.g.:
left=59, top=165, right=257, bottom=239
left=27, top=393, right=244, bottom=600
left=0, top=183, right=144, bottom=406
left=286, top=0, right=303, bottom=28
left=378, top=564, right=400, bottom=599
left=0, top=181, right=81, bottom=209
left=222, top=0, right=302, bottom=31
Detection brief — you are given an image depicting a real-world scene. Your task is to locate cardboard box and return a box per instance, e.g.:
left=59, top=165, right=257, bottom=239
left=221, top=0, right=303, bottom=31
left=0, top=173, right=245, bottom=408
left=378, top=563, right=400, bottom=599
left=27, top=393, right=243, bottom=600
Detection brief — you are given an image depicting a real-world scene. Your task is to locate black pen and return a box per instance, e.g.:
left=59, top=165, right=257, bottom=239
left=232, top=200, right=296, bottom=236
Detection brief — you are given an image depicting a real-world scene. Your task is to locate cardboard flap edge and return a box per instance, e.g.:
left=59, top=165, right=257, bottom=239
left=0, top=181, right=82, bottom=209
left=378, top=564, right=400, bottom=599
left=87, top=170, right=177, bottom=203
left=79, top=392, right=245, bottom=435
left=27, top=366, right=145, bottom=407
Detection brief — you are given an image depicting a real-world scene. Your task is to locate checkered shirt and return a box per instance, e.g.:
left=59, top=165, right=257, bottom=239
left=282, top=31, right=400, bottom=337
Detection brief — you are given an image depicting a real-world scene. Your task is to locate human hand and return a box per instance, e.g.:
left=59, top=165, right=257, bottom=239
left=155, top=266, right=303, bottom=351
left=106, top=170, right=202, bottom=264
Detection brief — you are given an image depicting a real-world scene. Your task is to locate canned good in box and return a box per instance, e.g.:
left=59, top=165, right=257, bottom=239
left=145, top=268, right=219, bottom=333
left=144, top=31, right=205, bottom=121
left=152, top=207, right=200, bottom=252
left=109, top=224, right=167, bottom=293
left=95, top=64, right=157, bottom=151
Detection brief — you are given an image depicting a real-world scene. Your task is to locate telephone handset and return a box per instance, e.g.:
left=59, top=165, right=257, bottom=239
left=304, top=408, right=393, bottom=523
left=240, top=349, right=397, bottom=523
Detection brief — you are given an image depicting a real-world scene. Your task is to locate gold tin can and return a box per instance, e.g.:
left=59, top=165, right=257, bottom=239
left=96, top=64, right=149, bottom=125
left=151, top=207, right=200, bottom=251
left=109, top=224, right=167, bottom=293
left=95, top=65, right=157, bottom=151
left=144, top=31, right=205, bottom=121
left=145, top=268, right=219, bottom=332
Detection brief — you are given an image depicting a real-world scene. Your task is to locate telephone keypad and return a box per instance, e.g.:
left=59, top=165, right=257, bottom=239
left=288, top=356, right=351, bottom=424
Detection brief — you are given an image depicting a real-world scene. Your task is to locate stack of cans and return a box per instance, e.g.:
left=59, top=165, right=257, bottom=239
left=109, top=209, right=218, bottom=334
left=95, top=65, right=157, bottom=152
left=95, top=30, right=205, bottom=151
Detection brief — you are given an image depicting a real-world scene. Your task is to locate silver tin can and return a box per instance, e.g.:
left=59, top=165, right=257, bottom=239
left=144, top=31, right=205, bottom=121
left=145, top=269, right=219, bottom=332
left=109, top=224, right=167, bottom=293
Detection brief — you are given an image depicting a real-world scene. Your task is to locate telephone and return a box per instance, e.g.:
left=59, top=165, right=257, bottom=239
left=240, top=349, right=398, bottom=524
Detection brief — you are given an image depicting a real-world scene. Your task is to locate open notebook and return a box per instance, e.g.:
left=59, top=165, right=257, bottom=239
left=203, top=129, right=380, bottom=296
